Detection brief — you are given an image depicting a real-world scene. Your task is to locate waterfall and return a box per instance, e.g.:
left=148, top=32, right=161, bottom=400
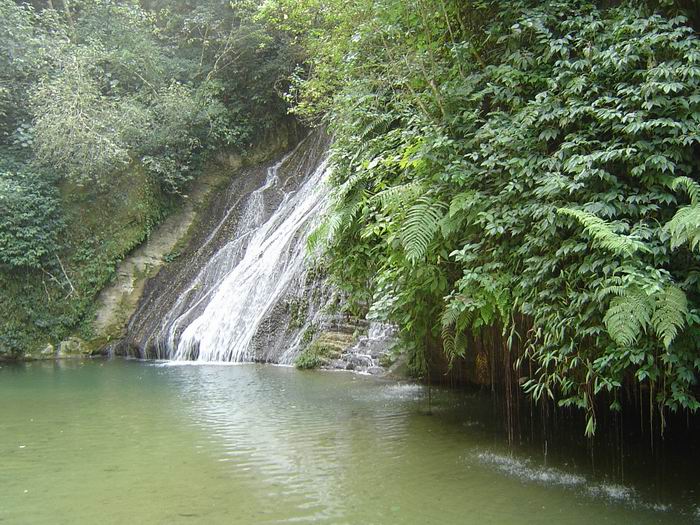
left=124, top=131, right=332, bottom=363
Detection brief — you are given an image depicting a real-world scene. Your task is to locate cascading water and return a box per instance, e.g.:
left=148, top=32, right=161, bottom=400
left=123, top=131, right=333, bottom=363
left=174, top=161, right=326, bottom=361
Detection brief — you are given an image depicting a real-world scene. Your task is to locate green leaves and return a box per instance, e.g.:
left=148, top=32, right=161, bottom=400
left=603, top=288, right=653, bottom=347
left=440, top=301, right=474, bottom=360
left=0, top=0, right=300, bottom=356
left=667, top=205, right=700, bottom=252
left=31, top=56, right=131, bottom=184
left=0, top=169, right=62, bottom=269
left=667, top=177, right=700, bottom=252
left=652, top=285, right=688, bottom=349
left=401, top=197, right=447, bottom=263
left=295, top=0, right=700, bottom=433
left=603, top=284, right=688, bottom=349
left=671, top=177, right=700, bottom=205
left=557, top=208, right=648, bottom=257
left=372, top=181, right=423, bottom=212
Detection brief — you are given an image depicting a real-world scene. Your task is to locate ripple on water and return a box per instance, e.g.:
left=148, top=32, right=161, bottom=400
left=586, top=482, right=636, bottom=502
left=2, top=362, right=693, bottom=525
left=476, top=452, right=586, bottom=488
left=475, top=451, right=686, bottom=517
left=379, top=383, right=425, bottom=401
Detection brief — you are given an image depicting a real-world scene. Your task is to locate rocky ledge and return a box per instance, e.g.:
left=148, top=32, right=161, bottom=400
left=296, top=319, right=398, bottom=375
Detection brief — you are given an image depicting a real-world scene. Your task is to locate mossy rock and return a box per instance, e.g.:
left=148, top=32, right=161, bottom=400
left=58, top=337, right=92, bottom=357
left=379, top=352, right=397, bottom=368
left=294, top=330, right=357, bottom=369
left=294, top=340, right=342, bottom=370
left=40, top=344, right=56, bottom=358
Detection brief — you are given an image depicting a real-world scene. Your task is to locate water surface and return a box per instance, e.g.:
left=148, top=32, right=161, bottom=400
left=0, top=360, right=696, bottom=524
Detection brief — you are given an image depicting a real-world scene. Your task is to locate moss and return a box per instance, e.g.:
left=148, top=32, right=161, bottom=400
left=300, top=325, right=316, bottom=346
left=294, top=340, right=340, bottom=370
left=379, top=352, right=397, bottom=368
left=287, top=297, right=309, bottom=330
left=0, top=161, right=172, bottom=357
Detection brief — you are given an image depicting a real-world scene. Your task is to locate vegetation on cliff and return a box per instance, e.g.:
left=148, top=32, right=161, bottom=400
left=0, top=0, right=296, bottom=355
left=266, top=0, right=700, bottom=434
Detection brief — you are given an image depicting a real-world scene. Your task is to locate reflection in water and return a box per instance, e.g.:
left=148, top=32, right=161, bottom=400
left=1, top=360, right=698, bottom=524
left=174, top=365, right=412, bottom=522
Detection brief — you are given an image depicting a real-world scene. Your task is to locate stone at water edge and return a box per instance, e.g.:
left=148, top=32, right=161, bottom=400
left=58, top=337, right=91, bottom=357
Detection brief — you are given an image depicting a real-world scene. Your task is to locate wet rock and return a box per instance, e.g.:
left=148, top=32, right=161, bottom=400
left=40, top=344, right=56, bottom=358
left=328, top=359, right=348, bottom=370
left=386, top=353, right=410, bottom=379
left=370, top=348, right=385, bottom=360
left=58, top=337, right=89, bottom=356
left=348, top=354, right=373, bottom=369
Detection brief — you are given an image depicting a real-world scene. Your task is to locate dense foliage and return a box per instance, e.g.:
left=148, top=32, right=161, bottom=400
left=270, top=0, right=700, bottom=434
left=0, top=168, right=62, bottom=268
left=0, top=0, right=297, bottom=355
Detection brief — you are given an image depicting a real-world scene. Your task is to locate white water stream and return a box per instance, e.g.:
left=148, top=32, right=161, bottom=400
left=150, top=137, right=330, bottom=362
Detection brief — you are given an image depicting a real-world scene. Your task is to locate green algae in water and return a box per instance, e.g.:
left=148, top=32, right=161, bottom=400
left=0, top=360, right=697, bottom=524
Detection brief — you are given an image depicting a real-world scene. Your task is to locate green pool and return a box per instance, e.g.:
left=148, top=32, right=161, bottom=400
left=0, top=360, right=695, bottom=524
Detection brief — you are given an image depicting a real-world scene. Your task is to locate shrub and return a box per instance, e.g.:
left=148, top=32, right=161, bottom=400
left=0, top=169, right=62, bottom=269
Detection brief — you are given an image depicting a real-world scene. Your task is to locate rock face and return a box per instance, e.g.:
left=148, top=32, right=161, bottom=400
left=58, top=337, right=92, bottom=357
left=323, top=322, right=398, bottom=375
left=58, top=338, right=80, bottom=356
left=293, top=314, right=398, bottom=375
left=115, top=128, right=400, bottom=375
left=119, top=129, right=332, bottom=362
left=9, top=339, right=94, bottom=362
left=90, top=122, right=302, bottom=354
left=90, top=182, right=204, bottom=346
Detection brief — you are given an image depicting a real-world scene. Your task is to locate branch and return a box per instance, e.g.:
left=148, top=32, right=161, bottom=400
left=55, top=255, right=76, bottom=299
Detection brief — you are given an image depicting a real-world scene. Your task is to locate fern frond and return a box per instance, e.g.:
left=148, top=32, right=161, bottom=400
left=441, top=305, right=461, bottom=329
left=666, top=178, right=700, bottom=252
left=558, top=208, right=647, bottom=257
left=441, top=297, right=477, bottom=361
left=671, top=176, right=700, bottom=205
left=309, top=195, right=364, bottom=250
left=307, top=221, right=329, bottom=251
left=325, top=211, right=345, bottom=243
left=597, top=285, right=628, bottom=300
left=441, top=323, right=469, bottom=360
left=370, top=181, right=423, bottom=211
left=355, top=111, right=393, bottom=143
left=666, top=205, right=700, bottom=252
left=449, top=191, right=480, bottom=218
left=439, top=213, right=465, bottom=239
left=401, top=197, right=447, bottom=263
left=442, top=328, right=456, bottom=356
left=652, top=285, right=687, bottom=349
left=453, top=329, right=468, bottom=358
left=336, top=170, right=370, bottom=201
left=603, top=287, right=653, bottom=347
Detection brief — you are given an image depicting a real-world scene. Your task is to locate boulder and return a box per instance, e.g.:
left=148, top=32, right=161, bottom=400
left=58, top=337, right=89, bottom=356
